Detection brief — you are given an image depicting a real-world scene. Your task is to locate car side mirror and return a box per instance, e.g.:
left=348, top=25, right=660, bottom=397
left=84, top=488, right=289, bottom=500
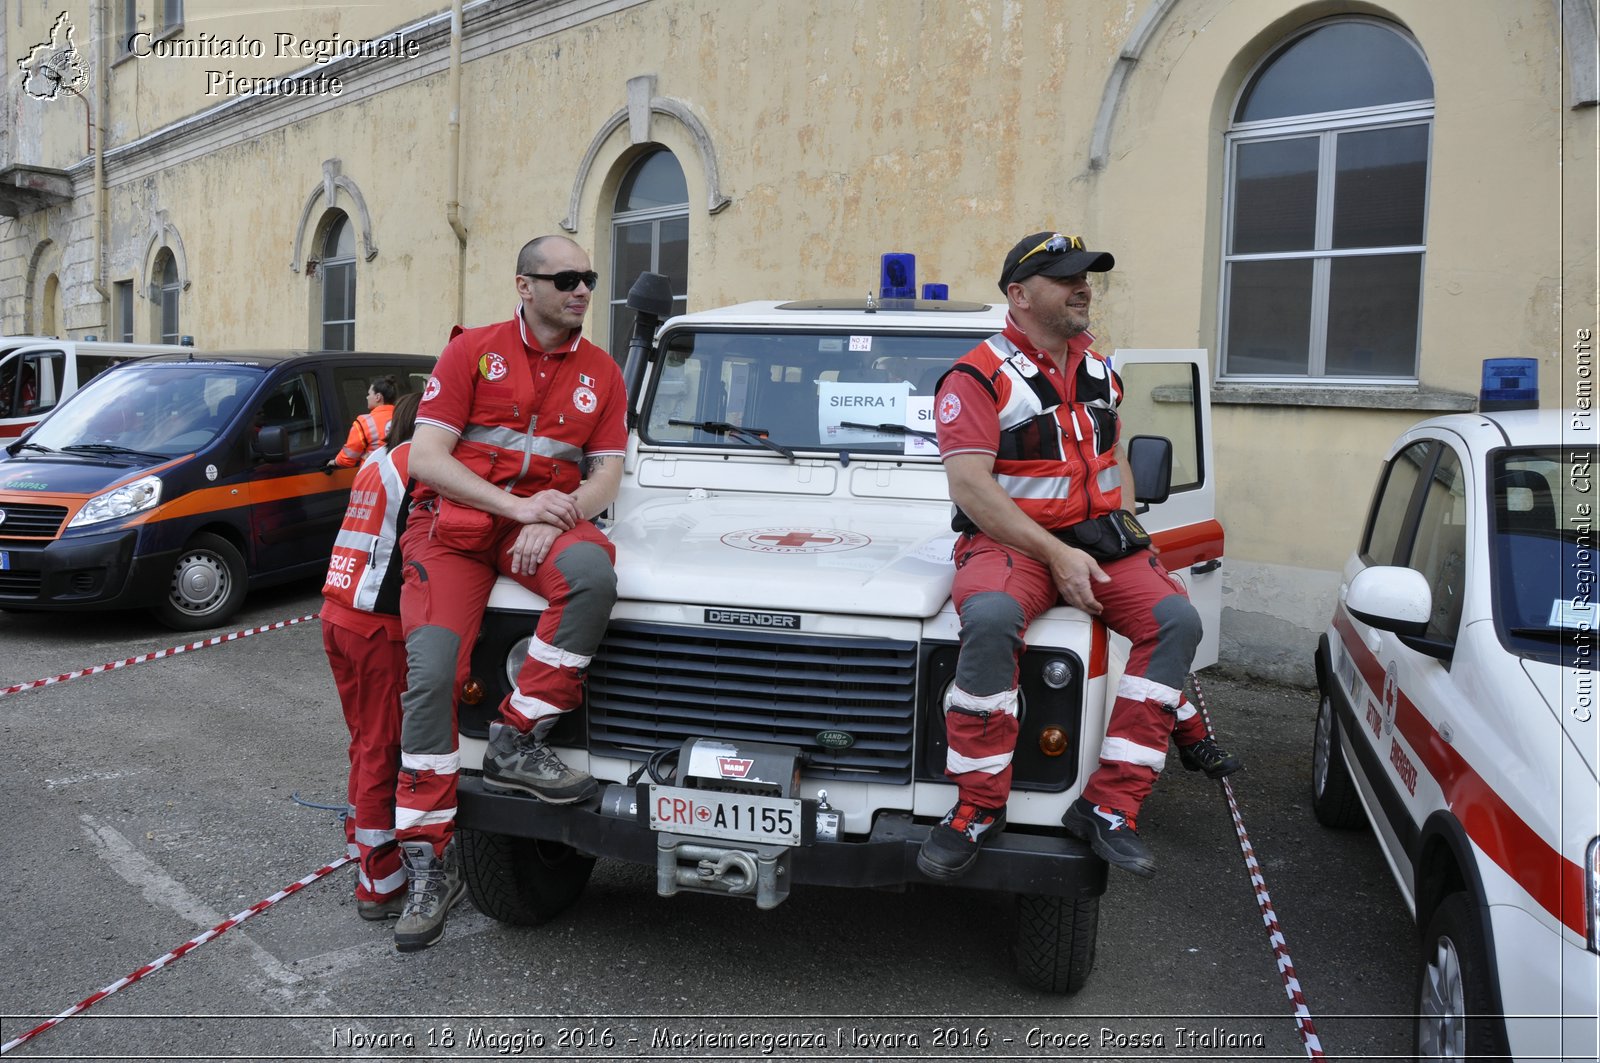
left=1128, top=435, right=1172, bottom=507
left=1346, top=566, right=1454, bottom=661
left=253, top=424, right=290, bottom=463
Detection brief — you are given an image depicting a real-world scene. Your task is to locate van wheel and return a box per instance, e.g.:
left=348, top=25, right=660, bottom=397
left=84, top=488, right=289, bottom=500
left=152, top=533, right=247, bottom=631
left=1014, top=893, right=1098, bottom=993
left=1311, top=686, right=1365, bottom=828
left=1415, top=892, right=1510, bottom=1060
left=457, top=826, right=594, bottom=926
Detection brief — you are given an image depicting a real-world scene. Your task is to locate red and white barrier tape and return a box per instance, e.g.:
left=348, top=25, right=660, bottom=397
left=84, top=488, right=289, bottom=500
left=0, top=854, right=352, bottom=1056
left=0, top=614, right=318, bottom=700
left=1190, top=674, right=1326, bottom=1060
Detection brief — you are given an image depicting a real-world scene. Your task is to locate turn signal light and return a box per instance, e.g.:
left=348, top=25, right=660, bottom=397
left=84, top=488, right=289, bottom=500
left=460, top=677, right=486, bottom=706
left=1038, top=727, right=1068, bottom=757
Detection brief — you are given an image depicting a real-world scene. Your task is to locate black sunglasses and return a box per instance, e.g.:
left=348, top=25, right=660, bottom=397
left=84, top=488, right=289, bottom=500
left=521, top=270, right=599, bottom=292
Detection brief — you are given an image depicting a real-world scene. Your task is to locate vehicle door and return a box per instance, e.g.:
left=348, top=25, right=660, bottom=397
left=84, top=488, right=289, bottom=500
left=1335, top=432, right=1473, bottom=883
left=1111, top=349, right=1223, bottom=668
left=247, top=368, right=345, bottom=574
left=0, top=346, right=67, bottom=441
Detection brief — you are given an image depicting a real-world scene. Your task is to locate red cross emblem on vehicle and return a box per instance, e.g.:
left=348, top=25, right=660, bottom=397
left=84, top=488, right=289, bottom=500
left=720, top=527, right=872, bottom=554
left=754, top=532, right=836, bottom=548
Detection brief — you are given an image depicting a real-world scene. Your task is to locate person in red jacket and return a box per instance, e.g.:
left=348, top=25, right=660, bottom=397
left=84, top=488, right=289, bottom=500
left=329, top=375, right=399, bottom=469
left=392, top=235, right=626, bottom=952
left=918, top=230, right=1241, bottom=883
left=320, top=391, right=425, bottom=921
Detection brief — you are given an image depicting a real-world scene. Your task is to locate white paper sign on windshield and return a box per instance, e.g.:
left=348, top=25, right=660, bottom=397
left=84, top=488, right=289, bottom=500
left=819, top=381, right=910, bottom=444
left=904, top=396, right=938, bottom=456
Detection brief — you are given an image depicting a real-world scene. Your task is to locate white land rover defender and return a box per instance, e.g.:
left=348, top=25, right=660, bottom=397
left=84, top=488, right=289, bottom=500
left=452, top=280, right=1224, bottom=992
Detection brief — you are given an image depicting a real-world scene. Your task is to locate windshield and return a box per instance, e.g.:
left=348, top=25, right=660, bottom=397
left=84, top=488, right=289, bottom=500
left=1490, top=447, right=1595, bottom=667
left=25, top=363, right=260, bottom=458
left=641, top=328, right=986, bottom=455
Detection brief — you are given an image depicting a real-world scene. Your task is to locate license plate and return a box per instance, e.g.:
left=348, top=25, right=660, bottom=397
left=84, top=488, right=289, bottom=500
left=0, top=550, right=8, bottom=571
left=647, top=784, right=802, bottom=846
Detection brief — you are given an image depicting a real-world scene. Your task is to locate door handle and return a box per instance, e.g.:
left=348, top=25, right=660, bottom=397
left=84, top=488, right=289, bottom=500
left=1190, top=559, right=1222, bottom=575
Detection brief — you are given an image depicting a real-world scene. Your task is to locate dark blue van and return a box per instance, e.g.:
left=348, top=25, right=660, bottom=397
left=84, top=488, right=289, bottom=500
left=0, top=350, right=433, bottom=629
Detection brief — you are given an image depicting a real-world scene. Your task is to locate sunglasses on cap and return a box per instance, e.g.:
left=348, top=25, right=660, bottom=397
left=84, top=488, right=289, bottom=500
left=521, top=270, right=599, bottom=292
left=1016, top=233, right=1085, bottom=268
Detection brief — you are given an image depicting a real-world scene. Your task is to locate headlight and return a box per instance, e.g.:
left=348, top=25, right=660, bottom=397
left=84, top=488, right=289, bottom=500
left=1587, top=836, right=1600, bottom=953
left=66, top=475, right=162, bottom=528
left=505, top=635, right=531, bottom=690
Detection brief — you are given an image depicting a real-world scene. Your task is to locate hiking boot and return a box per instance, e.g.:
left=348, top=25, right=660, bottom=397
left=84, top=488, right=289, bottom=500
left=1178, top=736, right=1243, bottom=779
left=482, top=721, right=598, bottom=804
left=916, top=802, right=1006, bottom=881
left=1061, top=797, right=1156, bottom=879
left=356, top=894, right=405, bottom=921
left=393, top=840, right=466, bottom=953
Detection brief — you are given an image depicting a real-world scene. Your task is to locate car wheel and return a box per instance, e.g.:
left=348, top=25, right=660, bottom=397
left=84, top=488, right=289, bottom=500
left=1311, top=686, right=1365, bottom=829
left=457, top=825, right=595, bottom=926
left=1013, top=893, right=1098, bottom=994
left=152, top=532, right=248, bottom=631
left=1415, top=892, right=1511, bottom=1060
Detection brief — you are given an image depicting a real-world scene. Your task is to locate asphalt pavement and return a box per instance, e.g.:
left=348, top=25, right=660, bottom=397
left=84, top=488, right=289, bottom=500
left=2, top=580, right=1416, bottom=1062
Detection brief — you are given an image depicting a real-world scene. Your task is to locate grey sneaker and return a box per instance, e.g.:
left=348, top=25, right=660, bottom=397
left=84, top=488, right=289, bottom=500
left=393, top=840, right=466, bottom=953
left=482, top=721, right=598, bottom=804
left=356, top=894, right=405, bottom=921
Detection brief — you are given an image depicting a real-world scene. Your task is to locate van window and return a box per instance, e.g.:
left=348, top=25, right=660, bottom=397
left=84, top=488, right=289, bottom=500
left=329, top=364, right=426, bottom=426
left=77, top=355, right=130, bottom=388
left=258, top=372, right=326, bottom=454
left=2, top=351, right=66, bottom=418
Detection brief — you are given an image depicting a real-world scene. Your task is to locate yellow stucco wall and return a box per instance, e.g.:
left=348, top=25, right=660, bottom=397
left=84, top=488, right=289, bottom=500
left=4, top=0, right=1595, bottom=680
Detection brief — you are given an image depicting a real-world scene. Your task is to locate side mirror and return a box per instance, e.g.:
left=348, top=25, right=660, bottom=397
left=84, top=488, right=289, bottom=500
left=621, top=272, right=674, bottom=419
left=1128, top=435, right=1172, bottom=506
left=1345, top=566, right=1454, bottom=661
left=253, top=424, right=290, bottom=463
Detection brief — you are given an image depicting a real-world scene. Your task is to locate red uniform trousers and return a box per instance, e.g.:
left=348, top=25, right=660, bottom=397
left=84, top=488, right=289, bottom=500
left=321, top=604, right=406, bottom=904
left=395, top=507, right=617, bottom=858
left=946, top=531, right=1207, bottom=813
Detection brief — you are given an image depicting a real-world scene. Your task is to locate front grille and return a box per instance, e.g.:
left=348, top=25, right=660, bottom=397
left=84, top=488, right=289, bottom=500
left=587, top=621, right=919, bottom=783
left=0, top=503, right=68, bottom=539
left=0, top=570, right=42, bottom=596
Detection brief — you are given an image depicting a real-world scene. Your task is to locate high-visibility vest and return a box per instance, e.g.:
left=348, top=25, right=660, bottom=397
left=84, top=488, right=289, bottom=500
left=335, top=404, right=394, bottom=468
left=322, top=441, right=411, bottom=615
left=941, top=332, right=1124, bottom=533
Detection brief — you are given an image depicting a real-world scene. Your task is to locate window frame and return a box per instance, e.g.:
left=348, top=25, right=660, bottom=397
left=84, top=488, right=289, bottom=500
left=1218, top=17, right=1434, bottom=385
left=609, top=151, right=689, bottom=360
left=114, top=280, right=135, bottom=343
left=157, top=252, right=181, bottom=345
left=319, top=214, right=357, bottom=352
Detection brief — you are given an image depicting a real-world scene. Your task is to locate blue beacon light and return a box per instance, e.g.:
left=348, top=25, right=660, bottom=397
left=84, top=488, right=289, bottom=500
left=1479, top=357, right=1539, bottom=412
left=880, top=253, right=916, bottom=299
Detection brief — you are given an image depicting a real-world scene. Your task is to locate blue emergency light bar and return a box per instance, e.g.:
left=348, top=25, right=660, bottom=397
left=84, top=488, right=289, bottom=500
left=880, top=253, right=916, bottom=299
left=921, top=283, right=948, bottom=301
left=1479, top=357, right=1538, bottom=412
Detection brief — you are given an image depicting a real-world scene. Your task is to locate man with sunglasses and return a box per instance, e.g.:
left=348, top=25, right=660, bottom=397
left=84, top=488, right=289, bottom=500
left=390, top=235, right=626, bottom=951
left=918, top=230, right=1241, bottom=883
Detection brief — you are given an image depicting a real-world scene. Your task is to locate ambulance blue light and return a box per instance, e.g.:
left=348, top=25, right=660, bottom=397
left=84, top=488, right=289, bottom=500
left=921, top=283, right=948, bottom=301
left=1479, top=357, right=1538, bottom=412
left=880, top=253, right=916, bottom=299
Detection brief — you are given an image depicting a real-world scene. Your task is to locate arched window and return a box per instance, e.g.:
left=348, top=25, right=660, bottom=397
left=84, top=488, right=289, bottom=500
left=157, top=252, right=181, bottom=345
left=609, top=150, right=688, bottom=358
left=320, top=214, right=356, bottom=351
left=1221, top=19, right=1433, bottom=381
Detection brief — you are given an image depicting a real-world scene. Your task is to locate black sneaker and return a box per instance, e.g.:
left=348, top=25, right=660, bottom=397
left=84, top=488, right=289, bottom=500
left=916, top=802, right=1006, bottom=881
left=1061, top=797, right=1156, bottom=879
left=393, top=841, right=466, bottom=952
left=1178, top=736, right=1242, bottom=779
left=482, top=721, right=598, bottom=804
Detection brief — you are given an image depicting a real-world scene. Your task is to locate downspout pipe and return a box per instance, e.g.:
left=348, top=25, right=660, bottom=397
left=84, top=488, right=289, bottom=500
left=446, top=0, right=468, bottom=327
left=93, top=0, right=109, bottom=308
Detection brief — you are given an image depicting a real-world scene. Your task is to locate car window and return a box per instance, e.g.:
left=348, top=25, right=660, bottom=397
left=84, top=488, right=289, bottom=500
left=1116, top=361, right=1202, bottom=492
left=1490, top=448, right=1586, bottom=665
left=258, top=371, right=325, bottom=455
left=1405, top=445, right=1467, bottom=643
left=1362, top=440, right=1433, bottom=565
left=331, top=364, right=426, bottom=426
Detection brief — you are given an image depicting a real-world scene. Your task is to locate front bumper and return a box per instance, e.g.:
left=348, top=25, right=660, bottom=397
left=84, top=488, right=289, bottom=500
left=0, top=527, right=179, bottom=610
left=457, top=774, right=1109, bottom=899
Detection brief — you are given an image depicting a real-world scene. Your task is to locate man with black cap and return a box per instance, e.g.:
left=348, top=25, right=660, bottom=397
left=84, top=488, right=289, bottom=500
left=917, top=231, right=1241, bottom=882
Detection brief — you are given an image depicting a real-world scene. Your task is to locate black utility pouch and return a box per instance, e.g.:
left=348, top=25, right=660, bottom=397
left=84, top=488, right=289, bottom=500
left=1056, top=510, right=1152, bottom=562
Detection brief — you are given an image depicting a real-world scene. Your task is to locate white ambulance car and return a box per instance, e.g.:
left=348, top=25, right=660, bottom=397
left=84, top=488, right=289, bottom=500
left=1311, top=377, right=1598, bottom=1061
left=450, top=286, right=1226, bottom=994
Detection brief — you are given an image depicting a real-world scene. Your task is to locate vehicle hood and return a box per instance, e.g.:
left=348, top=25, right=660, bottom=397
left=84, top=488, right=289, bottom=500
left=1524, top=656, right=1600, bottom=780
left=608, top=493, right=959, bottom=617
left=0, top=456, right=156, bottom=496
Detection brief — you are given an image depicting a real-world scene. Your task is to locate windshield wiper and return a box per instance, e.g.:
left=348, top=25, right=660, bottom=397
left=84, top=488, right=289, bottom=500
left=668, top=419, right=795, bottom=461
left=1507, top=626, right=1576, bottom=643
left=62, top=443, right=169, bottom=462
left=5, top=441, right=54, bottom=456
left=840, top=420, right=938, bottom=443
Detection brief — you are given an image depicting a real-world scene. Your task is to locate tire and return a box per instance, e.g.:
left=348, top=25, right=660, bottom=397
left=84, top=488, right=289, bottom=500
left=456, top=825, right=595, bottom=926
left=1310, top=686, right=1366, bottom=829
left=152, top=532, right=248, bottom=631
left=1414, top=892, right=1511, bottom=1060
left=1014, top=893, right=1098, bottom=994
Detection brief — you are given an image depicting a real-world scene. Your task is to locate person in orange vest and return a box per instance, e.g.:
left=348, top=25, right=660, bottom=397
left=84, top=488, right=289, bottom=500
left=329, top=375, right=399, bottom=468
left=320, top=392, right=440, bottom=922
left=919, top=230, right=1241, bottom=884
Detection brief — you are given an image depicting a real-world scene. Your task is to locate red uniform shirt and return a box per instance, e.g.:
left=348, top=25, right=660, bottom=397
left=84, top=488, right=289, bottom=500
left=414, top=309, right=627, bottom=503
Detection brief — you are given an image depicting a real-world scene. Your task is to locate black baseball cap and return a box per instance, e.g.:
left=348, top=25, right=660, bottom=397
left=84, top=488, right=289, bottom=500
left=998, top=231, right=1115, bottom=292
